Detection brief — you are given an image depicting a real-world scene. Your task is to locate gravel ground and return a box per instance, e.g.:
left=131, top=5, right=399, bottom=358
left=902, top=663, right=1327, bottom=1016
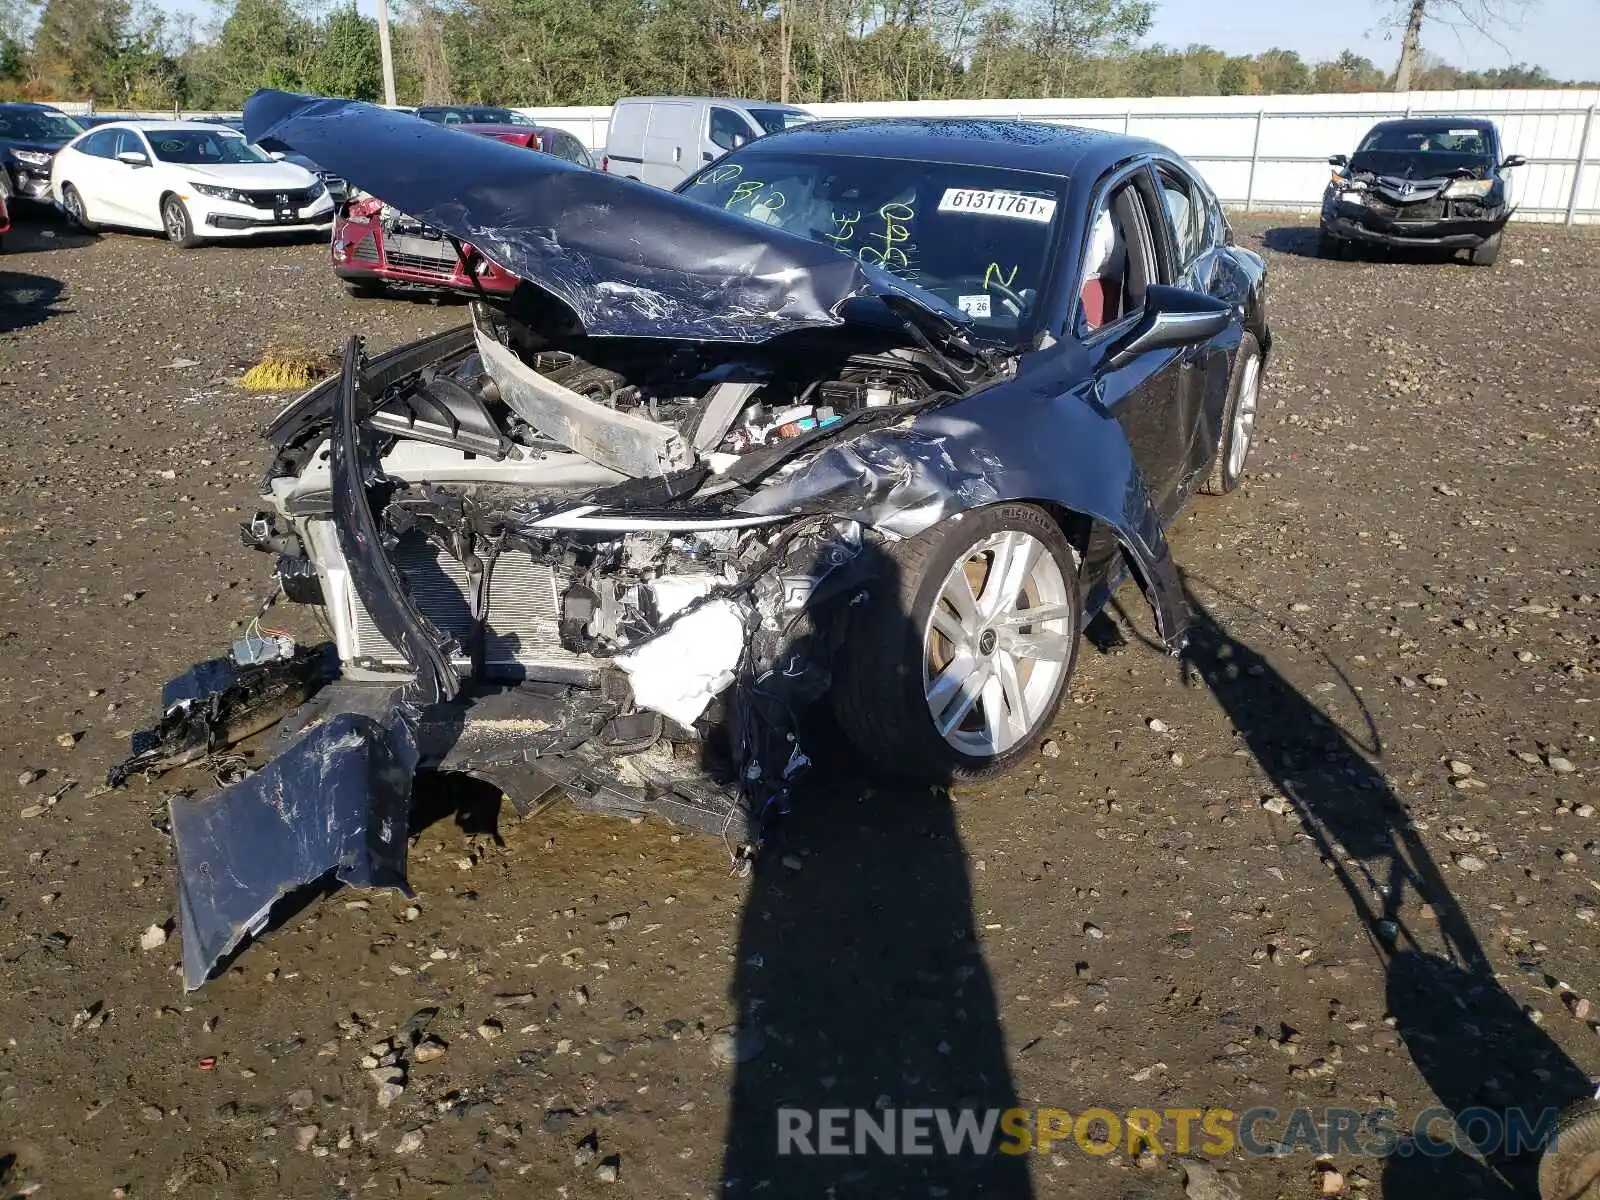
left=0, top=211, right=1596, bottom=1200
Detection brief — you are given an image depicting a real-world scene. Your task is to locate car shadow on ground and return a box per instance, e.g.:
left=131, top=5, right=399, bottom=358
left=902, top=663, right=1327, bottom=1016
left=1261, top=225, right=1470, bottom=267
left=0, top=269, right=67, bottom=334
left=720, top=541, right=1035, bottom=1198
left=1113, top=574, right=1590, bottom=1197
left=1, top=211, right=97, bottom=255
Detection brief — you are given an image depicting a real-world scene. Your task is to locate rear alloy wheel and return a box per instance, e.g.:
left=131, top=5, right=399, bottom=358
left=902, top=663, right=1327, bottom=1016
left=1538, top=1097, right=1600, bottom=1200
left=833, top=503, right=1081, bottom=782
left=1470, top=231, right=1502, bottom=267
left=1202, top=331, right=1263, bottom=495
left=162, top=195, right=202, bottom=249
left=61, top=183, right=97, bottom=233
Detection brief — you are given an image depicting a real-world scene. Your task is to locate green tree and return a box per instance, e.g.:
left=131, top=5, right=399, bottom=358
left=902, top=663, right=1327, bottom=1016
left=29, top=0, right=128, bottom=98
left=304, top=4, right=380, bottom=99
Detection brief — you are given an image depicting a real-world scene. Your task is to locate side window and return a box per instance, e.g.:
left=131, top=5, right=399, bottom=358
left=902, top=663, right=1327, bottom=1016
left=553, top=132, right=588, bottom=164
left=78, top=129, right=115, bottom=158
left=708, top=107, right=751, bottom=152
left=1157, top=166, right=1203, bottom=270
left=1076, top=179, right=1158, bottom=338
left=112, top=128, right=146, bottom=159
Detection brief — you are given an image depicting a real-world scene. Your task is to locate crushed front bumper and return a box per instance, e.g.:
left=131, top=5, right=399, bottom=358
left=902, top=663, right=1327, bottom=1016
left=330, top=215, right=518, bottom=294
left=118, top=339, right=751, bottom=989
left=1324, top=203, right=1509, bottom=249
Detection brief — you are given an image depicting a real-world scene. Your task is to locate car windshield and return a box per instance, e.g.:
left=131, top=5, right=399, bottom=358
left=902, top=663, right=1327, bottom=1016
left=147, top=131, right=271, bottom=165
left=422, top=107, right=533, bottom=126
left=1358, top=124, right=1490, bottom=158
left=0, top=108, right=84, bottom=142
left=683, top=153, right=1063, bottom=340
left=746, top=108, right=813, bottom=135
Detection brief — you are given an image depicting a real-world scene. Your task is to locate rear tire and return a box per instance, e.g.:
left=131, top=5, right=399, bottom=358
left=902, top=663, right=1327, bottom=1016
left=1202, top=331, right=1263, bottom=496
left=1470, top=231, right=1502, bottom=267
left=61, top=183, right=97, bottom=233
left=1538, top=1097, right=1600, bottom=1200
left=832, top=503, right=1081, bottom=784
left=161, top=194, right=202, bottom=249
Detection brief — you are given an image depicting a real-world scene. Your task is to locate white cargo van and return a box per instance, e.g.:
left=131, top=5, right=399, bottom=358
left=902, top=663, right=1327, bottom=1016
left=602, top=97, right=813, bottom=188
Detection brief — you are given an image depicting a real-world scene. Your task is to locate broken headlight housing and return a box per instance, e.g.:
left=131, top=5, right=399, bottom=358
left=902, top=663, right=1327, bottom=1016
left=1443, top=178, right=1494, bottom=200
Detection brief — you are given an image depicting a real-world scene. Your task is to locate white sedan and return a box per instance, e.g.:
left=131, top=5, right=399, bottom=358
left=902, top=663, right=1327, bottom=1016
left=50, top=120, right=335, bottom=248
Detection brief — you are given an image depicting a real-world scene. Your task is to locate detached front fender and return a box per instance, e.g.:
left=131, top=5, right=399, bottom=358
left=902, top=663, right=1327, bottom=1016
left=735, top=381, right=1190, bottom=651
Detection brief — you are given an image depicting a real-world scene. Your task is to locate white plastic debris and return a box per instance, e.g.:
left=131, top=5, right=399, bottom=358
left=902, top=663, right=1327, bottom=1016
left=615, top=598, right=745, bottom=727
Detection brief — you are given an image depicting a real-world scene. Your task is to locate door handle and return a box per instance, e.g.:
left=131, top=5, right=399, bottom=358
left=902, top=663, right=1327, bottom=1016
left=702, top=151, right=713, bottom=162
left=673, top=146, right=681, bottom=163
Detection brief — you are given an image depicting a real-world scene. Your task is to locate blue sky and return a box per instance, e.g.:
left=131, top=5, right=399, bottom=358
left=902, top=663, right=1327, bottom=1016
left=1148, top=0, right=1597, bottom=81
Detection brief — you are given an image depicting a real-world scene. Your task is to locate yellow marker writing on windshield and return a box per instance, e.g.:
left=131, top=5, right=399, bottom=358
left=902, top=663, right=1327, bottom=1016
left=983, top=262, right=1020, bottom=291
left=824, top=210, right=861, bottom=243
left=726, top=179, right=765, bottom=209
left=860, top=201, right=913, bottom=269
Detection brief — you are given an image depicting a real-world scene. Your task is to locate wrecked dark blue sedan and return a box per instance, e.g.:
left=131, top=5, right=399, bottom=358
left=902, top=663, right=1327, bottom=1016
left=113, top=93, right=1271, bottom=988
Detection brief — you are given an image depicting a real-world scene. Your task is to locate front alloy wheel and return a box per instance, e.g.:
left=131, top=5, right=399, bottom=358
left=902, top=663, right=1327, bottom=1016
left=163, top=195, right=201, bottom=249
left=833, top=503, right=1081, bottom=782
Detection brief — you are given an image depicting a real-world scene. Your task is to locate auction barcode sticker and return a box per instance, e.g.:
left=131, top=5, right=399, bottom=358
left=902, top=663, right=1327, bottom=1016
left=938, top=188, right=1057, bottom=223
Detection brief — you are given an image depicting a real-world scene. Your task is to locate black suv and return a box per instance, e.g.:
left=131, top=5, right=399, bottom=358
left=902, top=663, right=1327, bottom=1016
left=0, top=102, right=85, bottom=205
left=1320, top=117, right=1525, bottom=266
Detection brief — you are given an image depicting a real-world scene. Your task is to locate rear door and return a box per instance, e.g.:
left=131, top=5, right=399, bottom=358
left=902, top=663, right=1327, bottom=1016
left=57, top=129, right=115, bottom=216
left=640, top=102, right=699, bottom=187
left=603, top=101, right=648, bottom=178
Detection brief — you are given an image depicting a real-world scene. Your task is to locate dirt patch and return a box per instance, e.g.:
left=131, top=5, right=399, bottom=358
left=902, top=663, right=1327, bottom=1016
left=0, top=211, right=1596, bottom=1198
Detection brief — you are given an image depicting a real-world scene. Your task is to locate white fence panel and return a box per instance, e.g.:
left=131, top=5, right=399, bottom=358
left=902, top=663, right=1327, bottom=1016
left=516, top=88, right=1600, bottom=224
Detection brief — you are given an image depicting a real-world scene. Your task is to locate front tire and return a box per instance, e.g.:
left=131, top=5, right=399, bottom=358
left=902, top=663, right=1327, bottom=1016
left=162, top=195, right=202, bottom=248
left=833, top=503, right=1081, bottom=783
left=60, top=183, right=97, bottom=233
left=1202, top=331, right=1263, bottom=496
left=1470, top=231, right=1502, bottom=267
left=1317, top=230, right=1341, bottom=258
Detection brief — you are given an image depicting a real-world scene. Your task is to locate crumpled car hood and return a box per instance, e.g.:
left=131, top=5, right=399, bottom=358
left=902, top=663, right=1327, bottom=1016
left=242, top=90, right=974, bottom=345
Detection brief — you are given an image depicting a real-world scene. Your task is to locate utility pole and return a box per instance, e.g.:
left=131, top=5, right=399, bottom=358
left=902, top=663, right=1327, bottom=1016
left=376, top=0, right=398, bottom=106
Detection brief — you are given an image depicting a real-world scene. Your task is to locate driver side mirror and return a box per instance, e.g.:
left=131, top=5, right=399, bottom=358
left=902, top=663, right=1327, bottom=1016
left=116, top=150, right=149, bottom=168
left=1501, top=154, right=1526, bottom=169
left=1100, top=284, right=1232, bottom=373
left=1328, top=153, right=1349, bottom=168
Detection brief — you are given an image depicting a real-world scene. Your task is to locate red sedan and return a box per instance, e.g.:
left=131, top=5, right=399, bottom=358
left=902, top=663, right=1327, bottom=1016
left=330, top=122, right=593, bottom=298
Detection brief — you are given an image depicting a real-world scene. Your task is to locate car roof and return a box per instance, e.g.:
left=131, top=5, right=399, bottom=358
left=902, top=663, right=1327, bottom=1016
left=615, top=96, right=805, bottom=111
left=458, top=122, right=560, bottom=137
left=0, top=101, right=72, bottom=112
left=723, top=117, right=1158, bottom=177
left=1365, top=117, right=1496, bottom=134
left=117, top=120, right=249, bottom=134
